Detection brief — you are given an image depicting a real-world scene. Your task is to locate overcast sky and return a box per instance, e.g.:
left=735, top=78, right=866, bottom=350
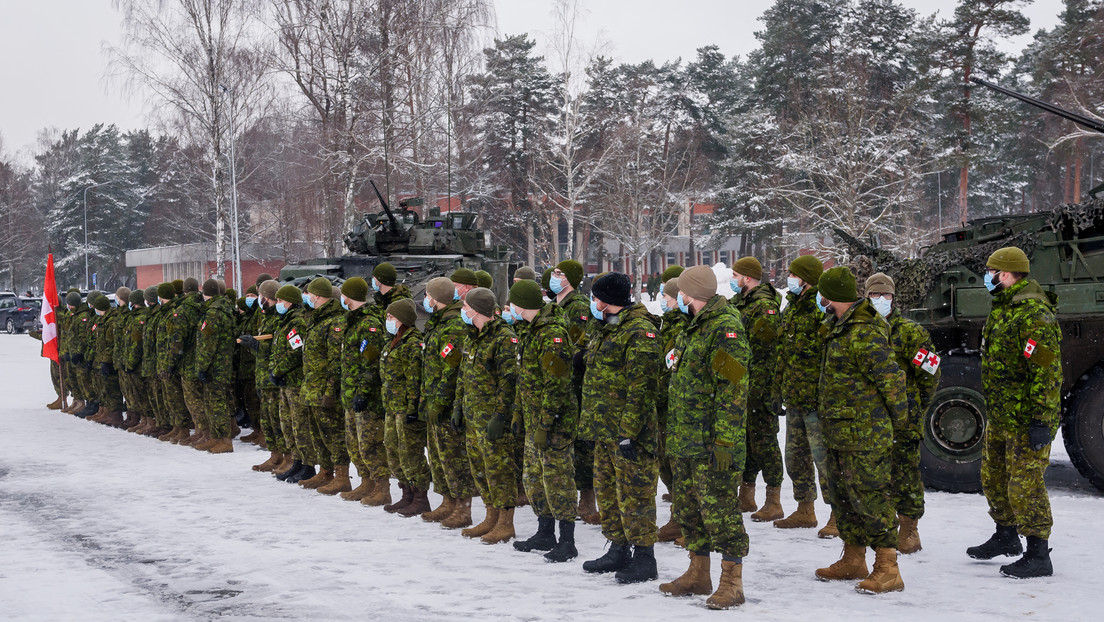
left=0, top=0, right=1064, bottom=160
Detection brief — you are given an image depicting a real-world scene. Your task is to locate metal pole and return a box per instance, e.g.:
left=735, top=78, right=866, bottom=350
left=83, top=181, right=109, bottom=289
left=221, top=85, right=243, bottom=291
left=937, top=171, right=942, bottom=234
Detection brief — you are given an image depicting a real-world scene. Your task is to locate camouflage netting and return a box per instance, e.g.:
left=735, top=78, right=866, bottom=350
left=1049, top=197, right=1104, bottom=236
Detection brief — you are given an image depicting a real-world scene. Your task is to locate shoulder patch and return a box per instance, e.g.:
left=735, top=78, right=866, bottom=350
left=725, top=332, right=737, bottom=338
left=646, top=332, right=656, bottom=338
left=369, top=327, right=377, bottom=332
left=912, top=348, right=941, bottom=375
left=712, top=349, right=746, bottom=385
left=767, top=309, right=777, bottom=314
left=553, top=337, right=563, bottom=343
left=1023, top=339, right=1037, bottom=358
left=334, top=326, right=342, bottom=332
left=511, top=337, right=518, bottom=343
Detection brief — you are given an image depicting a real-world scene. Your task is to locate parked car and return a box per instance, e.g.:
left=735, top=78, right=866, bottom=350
left=0, top=296, right=38, bottom=334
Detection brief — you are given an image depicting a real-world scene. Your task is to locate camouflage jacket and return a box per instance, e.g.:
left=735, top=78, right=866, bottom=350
left=668, top=295, right=749, bottom=461
left=194, top=296, right=236, bottom=384
left=253, top=305, right=281, bottom=388
left=141, top=304, right=164, bottom=378
left=340, top=305, right=386, bottom=413
left=453, top=317, right=518, bottom=429
left=368, top=284, right=411, bottom=325
left=235, top=305, right=259, bottom=380
left=57, top=306, right=74, bottom=358
left=514, top=304, right=577, bottom=444
left=161, top=293, right=203, bottom=379
left=381, top=325, right=423, bottom=420
left=270, top=307, right=308, bottom=387
left=579, top=303, right=660, bottom=451
left=656, top=308, right=689, bottom=427
left=555, top=289, right=593, bottom=347
left=154, top=297, right=180, bottom=375
left=817, top=299, right=908, bottom=452
left=85, top=307, right=105, bottom=363
left=885, top=310, right=941, bottom=439
left=300, top=299, right=344, bottom=407
left=67, top=304, right=93, bottom=361
left=981, top=279, right=1062, bottom=433
left=118, top=306, right=148, bottom=373
left=734, top=282, right=782, bottom=413
left=93, top=307, right=122, bottom=366
left=419, top=300, right=470, bottom=423
left=773, top=286, right=824, bottom=413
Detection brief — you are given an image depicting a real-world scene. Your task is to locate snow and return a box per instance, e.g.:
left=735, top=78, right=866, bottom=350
left=1, top=335, right=1100, bottom=621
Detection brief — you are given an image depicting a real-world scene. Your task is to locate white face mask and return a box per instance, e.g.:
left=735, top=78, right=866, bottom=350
left=870, top=297, right=893, bottom=317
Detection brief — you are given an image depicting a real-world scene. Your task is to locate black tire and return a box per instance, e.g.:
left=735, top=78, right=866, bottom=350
left=4, top=319, right=14, bottom=335
left=1062, top=366, right=1104, bottom=492
left=919, top=356, right=986, bottom=493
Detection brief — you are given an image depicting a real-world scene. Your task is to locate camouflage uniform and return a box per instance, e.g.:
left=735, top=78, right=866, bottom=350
left=668, top=295, right=751, bottom=558
left=980, top=279, right=1062, bottom=539
left=657, top=308, right=688, bottom=491
left=235, top=304, right=261, bottom=425
left=142, top=302, right=167, bottom=425
left=454, top=317, right=519, bottom=509
left=341, top=305, right=388, bottom=481
left=301, top=299, right=346, bottom=469
left=580, top=303, right=660, bottom=547
left=195, top=296, right=236, bottom=439
left=117, top=303, right=149, bottom=418
left=253, top=306, right=286, bottom=453
left=554, top=289, right=595, bottom=494
left=65, top=304, right=93, bottom=402
left=85, top=309, right=104, bottom=403
left=93, top=306, right=124, bottom=411
left=420, top=300, right=476, bottom=499
left=735, top=282, right=783, bottom=488
left=773, top=286, right=828, bottom=502
left=516, top=305, right=578, bottom=521
left=176, top=292, right=206, bottom=429
left=271, top=307, right=313, bottom=463
left=819, top=300, right=908, bottom=549
left=158, top=295, right=197, bottom=428
left=381, top=326, right=430, bottom=490
left=367, top=284, right=411, bottom=325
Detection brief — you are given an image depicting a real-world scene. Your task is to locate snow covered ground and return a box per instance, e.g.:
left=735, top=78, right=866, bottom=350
left=0, top=334, right=1100, bottom=621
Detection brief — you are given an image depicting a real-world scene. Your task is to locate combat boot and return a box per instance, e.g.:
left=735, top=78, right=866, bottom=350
left=318, top=466, right=352, bottom=495
left=544, top=520, right=578, bottom=563
left=583, top=541, right=631, bottom=574
left=898, top=515, right=922, bottom=554
left=195, top=435, right=220, bottom=451
left=129, top=417, right=149, bottom=434
left=341, top=478, right=374, bottom=502
left=751, top=486, right=785, bottom=522
left=738, top=483, right=758, bottom=513
left=816, top=543, right=870, bottom=581
left=206, top=438, right=233, bottom=454
left=76, top=400, right=100, bottom=418
left=300, top=468, right=333, bottom=490
left=63, top=399, right=84, bottom=414
left=818, top=513, right=840, bottom=539
left=659, top=552, right=712, bottom=596
left=578, top=488, right=600, bottom=525
left=100, top=410, right=124, bottom=427
left=514, top=516, right=556, bottom=552
left=967, top=524, right=1023, bottom=560
left=47, top=396, right=64, bottom=410
left=657, top=514, right=682, bottom=543
left=774, top=500, right=817, bottom=529
left=615, top=545, right=658, bottom=584
left=88, top=406, right=107, bottom=422
left=441, top=497, right=473, bottom=529
left=398, top=488, right=431, bottom=517
left=275, top=459, right=303, bottom=481
left=362, top=479, right=393, bottom=507
left=706, top=561, right=745, bottom=609
left=481, top=507, right=516, bottom=544
left=421, top=496, right=456, bottom=522
left=158, top=426, right=181, bottom=442
left=856, top=548, right=904, bottom=594
left=253, top=451, right=281, bottom=472
left=1000, top=536, right=1053, bottom=579
left=384, top=484, right=414, bottom=512
left=121, top=412, right=142, bottom=430
left=462, top=506, right=500, bottom=539
left=288, top=463, right=315, bottom=484
left=240, top=428, right=260, bottom=443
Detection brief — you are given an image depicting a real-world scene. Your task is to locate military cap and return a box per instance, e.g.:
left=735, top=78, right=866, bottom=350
left=115, top=287, right=131, bottom=305
left=509, top=280, right=544, bottom=310
left=466, top=287, right=497, bottom=318
left=331, top=286, right=342, bottom=300
left=307, top=277, right=333, bottom=298
left=591, top=272, right=632, bottom=307
left=987, top=246, right=1030, bottom=273
left=144, top=285, right=158, bottom=305
left=541, top=268, right=553, bottom=290
left=255, top=273, right=273, bottom=287
left=373, top=262, right=398, bottom=286
left=341, top=277, right=369, bottom=303
left=386, top=298, right=417, bottom=328
left=202, top=278, right=220, bottom=297
left=865, top=272, right=895, bottom=296
left=157, top=283, right=176, bottom=300
left=555, top=260, right=584, bottom=288
left=183, top=277, right=200, bottom=293
left=679, top=265, right=717, bottom=301
left=661, top=265, right=685, bottom=283
left=665, top=277, right=681, bottom=299
left=172, top=279, right=184, bottom=295
left=819, top=266, right=859, bottom=303
left=733, top=257, right=763, bottom=281
left=245, top=285, right=258, bottom=296
left=451, top=267, right=479, bottom=286
left=259, top=280, right=280, bottom=301
left=276, top=284, right=302, bottom=305
left=789, top=255, right=824, bottom=287
left=92, top=295, right=110, bottom=312
left=217, top=280, right=226, bottom=295
left=65, top=291, right=82, bottom=307
left=226, top=288, right=237, bottom=300
left=513, top=266, right=537, bottom=281
left=426, top=277, right=455, bottom=304
left=475, top=269, right=493, bottom=289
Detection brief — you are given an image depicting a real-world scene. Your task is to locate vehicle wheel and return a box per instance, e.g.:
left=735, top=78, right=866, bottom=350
left=1063, top=366, right=1104, bottom=492
left=920, top=356, right=986, bottom=493
left=5, top=319, right=14, bottom=335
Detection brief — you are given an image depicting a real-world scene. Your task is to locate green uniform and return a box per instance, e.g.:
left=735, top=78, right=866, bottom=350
left=195, top=296, right=236, bottom=438
left=819, top=300, right=908, bottom=549
left=735, top=282, right=783, bottom=488
left=93, top=306, right=124, bottom=411
left=271, top=307, right=313, bottom=463
left=381, top=326, right=430, bottom=490
left=555, top=289, right=595, bottom=493
left=301, top=299, right=346, bottom=469
left=341, top=305, right=388, bottom=480
left=235, top=304, right=261, bottom=426
left=117, top=304, right=148, bottom=418
left=142, top=303, right=167, bottom=425
left=580, top=303, right=660, bottom=547
left=367, top=284, right=411, bottom=324
left=657, top=308, right=688, bottom=491
left=420, top=300, right=476, bottom=499
left=176, top=293, right=206, bottom=429
left=253, top=306, right=285, bottom=453
left=66, top=304, right=92, bottom=401
left=980, top=279, right=1062, bottom=539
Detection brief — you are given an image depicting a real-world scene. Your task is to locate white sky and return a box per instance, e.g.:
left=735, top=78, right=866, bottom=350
left=0, top=0, right=1064, bottom=160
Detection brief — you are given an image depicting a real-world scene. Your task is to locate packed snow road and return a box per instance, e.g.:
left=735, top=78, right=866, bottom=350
left=0, top=336, right=1099, bottom=621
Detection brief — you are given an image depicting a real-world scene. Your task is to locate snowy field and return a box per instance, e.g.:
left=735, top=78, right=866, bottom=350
left=0, top=334, right=1100, bottom=621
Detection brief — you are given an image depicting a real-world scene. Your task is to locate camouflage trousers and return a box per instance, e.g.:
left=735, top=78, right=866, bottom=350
left=181, top=378, right=205, bottom=430
left=307, top=403, right=346, bottom=470
left=260, top=388, right=286, bottom=453
left=51, top=360, right=62, bottom=396
left=465, top=424, right=518, bottom=509
left=824, top=447, right=898, bottom=549
left=522, top=433, right=577, bottom=521
left=594, top=440, right=658, bottom=547
left=146, top=374, right=168, bottom=426
left=398, top=419, right=431, bottom=490
left=119, top=371, right=147, bottom=416
left=203, top=382, right=233, bottom=439
left=672, top=457, right=750, bottom=559
left=238, top=377, right=259, bottom=427
left=427, top=421, right=475, bottom=499
left=574, top=439, right=595, bottom=492
left=784, top=409, right=829, bottom=502
left=346, top=409, right=388, bottom=480
left=891, top=438, right=925, bottom=520
left=161, top=375, right=190, bottom=428
left=657, top=429, right=673, bottom=493
left=99, top=369, right=124, bottom=411
left=279, top=386, right=316, bottom=464
left=744, top=407, right=784, bottom=487
left=981, top=425, right=1053, bottom=539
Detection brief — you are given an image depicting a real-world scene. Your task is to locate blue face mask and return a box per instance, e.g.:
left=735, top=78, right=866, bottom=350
left=730, top=278, right=741, bottom=293
left=984, top=272, right=998, bottom=292
left=816, top=295, right=828, bottom=314
left=504, top=308, right=516, bottom=324
left=245, top=297, right=256, bottom=308
left=550, top=276, right=566, bottom=295
left=301, top=292, right=312, bottom=307
left=454, top=288, right=461, bottom=301
left=658, top=283, right=665, bottom=297
left=423, top=297, right=434, bottom=314
left=870, top=297, right=892, bottom=317
left=341, top=298, right=350, bottom=311
left=385, top=318, right=398, bottom=335
left=461, top=308, right=474, bottom=326
left=372, top=278, right=381, bottom=292
left=276, top=302, right=289, bottom=315
left=677, top=292, right=690, bottom=315
left=589, top=298, right=604, bottom=322
left=787, top=276, right=803, bottom=296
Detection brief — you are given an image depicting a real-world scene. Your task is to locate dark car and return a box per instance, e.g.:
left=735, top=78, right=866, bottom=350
left=0, top=295, right=39, bottom=334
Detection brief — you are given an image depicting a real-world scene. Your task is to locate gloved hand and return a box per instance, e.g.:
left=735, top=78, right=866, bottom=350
left=572, top=350, right=585, bottom=375
left=405, top=412, right=419, bottom=424
left=486, top=414, right=506, bottom=441
left=618, top=437, right=637, bottom=461
left=268, top=372, right=286, bottom=387
left=100, top=362, right=114, bottom=376
left=712, top=439, right=735, bottom=471
left=1028, top=421, right=1052, bottom=451
left=533, top=428, right=548, bottom=450
left=450, top=410, right=464, bottom=433
left=71, top=352, right=84, bottom=365
left=511, top=413, right=524, bottom=436
left=353, top=395, right=368, bottom=413
left=239, top=334, right=259, bottom=351
left=197, top=370, right=210, bottom=383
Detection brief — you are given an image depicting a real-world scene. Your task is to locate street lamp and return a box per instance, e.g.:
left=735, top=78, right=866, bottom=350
left=83, top=181, right=111, bottom=289
left=220, top=84, right=243, bottom=291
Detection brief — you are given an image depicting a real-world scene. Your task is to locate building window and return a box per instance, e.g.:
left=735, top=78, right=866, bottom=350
left=719, top=250, right=730, bottom=267
left=164, top=261, right=203, bottom=282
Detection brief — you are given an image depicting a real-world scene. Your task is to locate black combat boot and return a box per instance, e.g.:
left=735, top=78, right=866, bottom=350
left=275, top=459, right=303, bottom=482
left=514, top=516, right=557, bottom=553
left=545, top=520, right=578, bottom=563
left=76, top=400, right=100, bottom=419
left=967, top=524, right=1023, bottom=560
left=583, top=541, right=631, bottom=574
left=287, top=463, right=315, bottom=484
left=1000, top=536, right=1053, bottom=578
left=615, top=545, right=658, bottom=584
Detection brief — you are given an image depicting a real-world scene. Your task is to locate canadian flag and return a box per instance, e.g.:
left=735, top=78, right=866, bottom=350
left=40, top=254, right=60, bottom=363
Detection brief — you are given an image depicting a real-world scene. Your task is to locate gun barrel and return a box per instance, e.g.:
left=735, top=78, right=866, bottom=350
left=369, top=179, right=401, bottom=231
left=970, top=77, right=1104, bottom=134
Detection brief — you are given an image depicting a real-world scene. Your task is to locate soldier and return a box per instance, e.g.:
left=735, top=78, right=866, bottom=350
left=580, top=273, right=661, bottom=584
left=86, top=293, right=124, bottom=425
left=512, top=266, right=537, bottom=283
left=967, top=247, right=1061, bottom=579
left=297, top=278, right=349, bottom=493
left=193, top=279, right=236, bottom=454
left=814, top=267, right=908, bottom=594
left=865, top=273, right=940, bottom=554
left=60, top=292, right=89, bottom=415
left=368, top=262, right=411, bottom=323
left=173, top=278, right=206, bottom=445
left=115, top=288, right=146, bottom=430
left=659, top=265, right=750, bottom=609
left=731, top=257, right=785, bottom=522
left=135, top=286, right=167, bottom=436
left=450, top=267, right=479, bottom=302
left=452, top=287, right=519, bottom=544
left=245, top=280, right=288, bottom=471
left=656, top=267, right=686, bottom=543
left=773, top=255, right=830, bottom=533
left=155, top=283, right=188, bottom=441
left=77, top=290, right=108, bottom=419
left=380, top=298, right=432, bottom=516
left=237, top=284, right=263, bottom=444
left=540, top=268, right=554, bottom=301
left=419, top=277, right=477, bottom=527
left=269, top=284, right=317, bottom=484
left=510, top=280, right=579, bottom=562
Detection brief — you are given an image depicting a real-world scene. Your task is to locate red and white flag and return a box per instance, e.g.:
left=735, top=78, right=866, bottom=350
left=40, top=253, right=60, bottom=363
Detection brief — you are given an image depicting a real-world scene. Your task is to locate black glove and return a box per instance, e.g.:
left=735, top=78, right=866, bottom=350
left=618, top=437, right=637, bottom=461
left=71, top=352, right=84, bottom=364
left=84, top=361, right=93, bottom=371
left=268, top=372, right=286, bottom=387
left=1028, top=421, right=1052, bottom=451
left=100, top=362, right=114, bottom=376
left=405, top=412, right=419, bottom=424
left=572, top=350, right=585, bottom=375
left=197, top=370, right=211, bottom=383
left=353, top=395, right=368, bottom=412
left=239, top=334, right=259, bottom=351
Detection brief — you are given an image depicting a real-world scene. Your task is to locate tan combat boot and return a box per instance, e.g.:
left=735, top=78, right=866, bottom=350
left=89, top=407, right=109, bottom=423
left=774, top=500, right=817, bottom=529
left=441, top=497, right=473, bottom=529
left=384, top=484, right=414, bottom=513
left=659, top=552, right=712, bottom=596
left=300, top=468, right=333, bottom=490
left=657, top=513, right=682, bottom=543
left=422, top=496, right=456, bottom=523
left=101, top=410, right=124, bottom=427
left=578, top=489, right=600, bottom=525
left=47, top=396, right=64, bottom=410
left=898, top=515, right=922, bottom=554
left=738, top=483, right=758, bottom=513
left=398, top=488, right=431, bottom=517
left=195, top=435, right=220, bottom=451
left=463, top=506, right=500, bottom=539
left=128, top=416, right=149, bottom=433
left=818, top=513, right=840, bottom=539
left=318, top=466, right=352, bottom=495
left=481, top=507, right=516, bottom=544
left=157, top=426, right=179, bottom=442
left=253, top=451, right=281, bottom=472
left=206, top=438, right=233, bottom=454
left=816, top=543, right=870, bottom=581
left=341, top=478, right=374, bottom=502
left=706, top=561, right=745, bottom=609
left=361, top=478, right=393, bottom=507
left=751, top=486, right=785, bottom=522
left=856, top=548, right=904, bottom=594
left=63, top=399, right=84, bottom=414
left=240, top=429, right=260, bottom=443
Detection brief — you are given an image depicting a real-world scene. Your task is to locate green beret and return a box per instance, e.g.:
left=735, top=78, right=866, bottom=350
left=475, top=269, right=493, bottom=289
left=92, top=295, right=110, bottom=311
left=451, top=267, right=479, bottom=286
left=789, top=255, right=824, bottom=287
left=65, top=292, right=81, bottom=307
left=172, top=279, right=184, bottom=295
left=509, top=280, right=544, bottom=310
left=373, top=262, right=398, bottom=286
left=661, top=265, right=684, bottom=283
left=555, top=260, right=584, bottom=289
left=307, top=277, right=333, bottom=298
left=818, top=266, right=859, bottom=303
left=276, top=284, right=302, bottom=305
left=341, top=277, right=369, bottom=303
left=157, top=283, right=176, bottom=300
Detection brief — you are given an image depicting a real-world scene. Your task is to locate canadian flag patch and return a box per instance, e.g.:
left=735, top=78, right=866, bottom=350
left=646, top=332, right=656, bottom=338
left=726, top=332, right=737, bottom=338
left=441, top=343, right=454, bottom=358
left=511, top=338, right=518, bottom=343
left=912, top=348, right=941, bottom=375
left=553, top=337, right=563, bottom=343
left=92, top=324, right=96, bottom=331
left=288, top=329, right=304, bottom=350
left=1024, top=339, right=1037, bottom=359
left=580, top=315, right=588, bottom=321
left=767, top=309, right=776, bottom=314
left=201, top=321, right=207, bottom=330
left=369, top=327, right=377, bottom=332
